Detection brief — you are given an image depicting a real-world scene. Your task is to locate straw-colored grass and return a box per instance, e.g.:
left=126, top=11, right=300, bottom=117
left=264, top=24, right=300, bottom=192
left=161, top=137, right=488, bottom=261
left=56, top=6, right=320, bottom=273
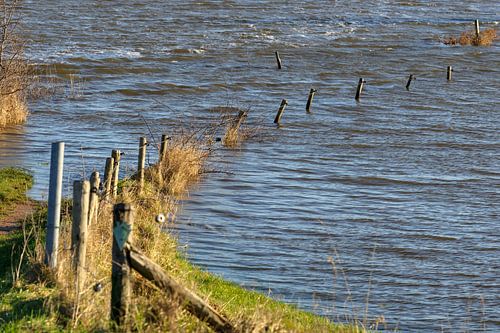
left=0, top=1, right=32, bottom=128
left=443, top=28, right=497, bottom=46
left=0, top=91, right=28, bottom=127
left=150, top=137, right=208, bottom=195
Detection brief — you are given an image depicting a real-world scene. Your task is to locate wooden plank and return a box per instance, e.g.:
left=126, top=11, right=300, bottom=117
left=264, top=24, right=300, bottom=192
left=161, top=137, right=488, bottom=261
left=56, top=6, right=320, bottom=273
left=127, top=244, right=235, bottom=333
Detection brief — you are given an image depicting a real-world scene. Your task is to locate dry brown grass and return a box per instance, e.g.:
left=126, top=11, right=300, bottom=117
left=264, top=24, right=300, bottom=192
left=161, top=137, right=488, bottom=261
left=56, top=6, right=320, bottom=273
left=0, top=0, right=32, bottom=128
left=443, top=28, right=497, bottom=46
left=0, top=89, right=27, bottom=127
left=222, top=110, right=249, bottom=148
left=150, top=137, right=209, bottom=195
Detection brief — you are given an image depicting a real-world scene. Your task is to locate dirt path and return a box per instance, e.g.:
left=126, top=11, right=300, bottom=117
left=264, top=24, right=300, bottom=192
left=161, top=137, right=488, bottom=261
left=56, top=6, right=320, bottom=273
left=0, top=202, right=35, bottom=235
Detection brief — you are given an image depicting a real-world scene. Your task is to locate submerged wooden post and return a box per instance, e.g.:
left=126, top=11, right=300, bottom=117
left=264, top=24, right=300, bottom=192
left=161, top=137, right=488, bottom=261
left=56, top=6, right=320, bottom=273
left=104, top=157, right=114, bottom=199
left=137, top=137, right=147, bottom=193
left=447, top=66, right=452, bottom=81
left=275, top=51, right=282, bottom=69
left=406, top=74, right=414, bottom=90
left=45, top=141, right=65, bottom=269
left=234, top=110, right=247, bottom=129
left=88, top=171, right=100, bottom=226
left=159, top=134, right=168, bottom=164
left=72, top=180, right=90, bottom=294
left=111, top=203, right=133, bottom=327
left=274, top=99, right=288, bottom=124
left=474, top=19, right=480, bottom=38
left=306, top=88, right=316, bottom=112
left=111, top=150, right=121, bottom=198
left=355, top=78, right=365, bottom=100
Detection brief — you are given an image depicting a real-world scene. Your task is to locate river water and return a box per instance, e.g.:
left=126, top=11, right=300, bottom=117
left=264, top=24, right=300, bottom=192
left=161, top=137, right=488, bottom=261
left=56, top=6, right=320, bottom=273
left=0, top=0, right=498, bottom=331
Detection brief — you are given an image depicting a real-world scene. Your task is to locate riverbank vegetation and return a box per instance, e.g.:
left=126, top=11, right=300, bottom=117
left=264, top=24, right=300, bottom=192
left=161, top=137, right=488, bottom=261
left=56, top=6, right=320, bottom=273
left=0, top=167, right=32, bottom=219
left=443, top=28, right=497, bottom=46
left=0, top=0, right=32, bottom=128
left=0, top=130, right=363, bottom=332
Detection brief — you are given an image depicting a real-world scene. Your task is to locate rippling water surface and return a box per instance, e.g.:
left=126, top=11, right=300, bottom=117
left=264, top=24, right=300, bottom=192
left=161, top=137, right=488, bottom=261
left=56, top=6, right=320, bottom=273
left=0, top=1, right=499, bottom=331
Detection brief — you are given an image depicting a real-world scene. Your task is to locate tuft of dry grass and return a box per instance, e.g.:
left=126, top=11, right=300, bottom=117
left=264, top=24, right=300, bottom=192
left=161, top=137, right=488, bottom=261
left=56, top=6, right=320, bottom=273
left=222, top=110, right=248, bottom=148
left=443, top=28, right=497, bottom=46
left=0, top=90, right=27, bottom=127
left=150, top=137, right=209, bottom=195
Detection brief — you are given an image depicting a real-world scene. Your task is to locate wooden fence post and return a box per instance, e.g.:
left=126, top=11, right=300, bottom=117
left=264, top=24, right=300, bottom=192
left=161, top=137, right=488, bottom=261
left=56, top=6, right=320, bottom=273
left=111, top=203, right=133, bottom=327
left=275, top=51, right=282, bottom=69
left=406, top=74, right=414, bottom=90
left=475, top=19, right=480, bottom=38
left=138, top=137, right=147, bottom=193
left=159, top=134, right=168, bottom=164
left=72, top=180, right=90, bottom=294
left=234, top=110, right=247, bottom=129
left=355, top=78, right=365, bottom=100
left=88, top=171, right=100, bottom=226
left=45, top=141, right=65, bottom=269
left=306, top=88, right=316, bottom=112
left=104, top=157, right=114, bottom=199
left=111, top=150, right=121, bottom=198
left=274, top=99, right=288, bottom=124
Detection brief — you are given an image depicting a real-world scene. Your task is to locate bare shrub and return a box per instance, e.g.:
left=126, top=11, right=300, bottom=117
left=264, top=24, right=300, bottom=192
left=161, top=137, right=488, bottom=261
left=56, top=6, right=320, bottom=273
left=0, top=0, right=32, bottom=127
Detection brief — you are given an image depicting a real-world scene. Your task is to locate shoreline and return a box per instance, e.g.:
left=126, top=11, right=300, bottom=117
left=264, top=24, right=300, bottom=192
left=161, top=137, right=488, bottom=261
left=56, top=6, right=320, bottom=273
left=0, top=156, right=361, bottom=332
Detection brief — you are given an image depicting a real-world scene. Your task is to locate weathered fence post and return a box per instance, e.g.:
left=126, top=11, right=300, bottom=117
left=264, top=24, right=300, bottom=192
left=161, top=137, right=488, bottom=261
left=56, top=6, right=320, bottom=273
left=447, top=66, right=452, bottom=81
left=159, top=134, right=168, bottom=164
left=306, top=88, right=316, bottom=112
left=138, top=137, right=147, bottom=193
left=72, top=180, right=90, bottom=294
left=111, top=203, right=133, bottom=327
left=111, top=150, right=121, bottom=198
left=45, top=141, right=65, bottom=269
left=104, top=157, right=114, bottom=199
left=355, top=78, right=365, bottom=100
left=88, top=171, right=100, bottom=226
left=234, top=110, right=247, bottom=129
left=406, top=74, right=414, bottom=90
left=275, top=51, right=282, bottom=69
left=475, top=19, right=480, bottom=38
left=274, top=99, right=288, bottom=124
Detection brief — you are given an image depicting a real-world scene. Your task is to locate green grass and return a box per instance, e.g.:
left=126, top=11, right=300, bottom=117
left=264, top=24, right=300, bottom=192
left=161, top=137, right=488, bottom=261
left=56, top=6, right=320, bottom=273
left=0, top=231, right=61, bottom=332
left=174, top=254, right=358, bottom=332
left=0, top=168, right=60, bottom=331
left=0, top=168, right=33, bottom=218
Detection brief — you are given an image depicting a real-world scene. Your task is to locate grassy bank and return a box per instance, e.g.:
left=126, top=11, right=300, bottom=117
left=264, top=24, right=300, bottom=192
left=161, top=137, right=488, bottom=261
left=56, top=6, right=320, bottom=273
left=0, top=168, right=33, bottom=219
left=0, top=132, right=363, bottom=332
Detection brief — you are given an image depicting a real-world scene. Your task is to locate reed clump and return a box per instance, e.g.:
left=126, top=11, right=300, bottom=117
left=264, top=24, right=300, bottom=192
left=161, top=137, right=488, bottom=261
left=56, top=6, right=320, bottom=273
left=443, top=28, right=497, bottom=46
left=0, top=0, right=32, bottom=128
left=152, top=137, right=209, bottom=195
left=222, top=110, right=248, bottom=148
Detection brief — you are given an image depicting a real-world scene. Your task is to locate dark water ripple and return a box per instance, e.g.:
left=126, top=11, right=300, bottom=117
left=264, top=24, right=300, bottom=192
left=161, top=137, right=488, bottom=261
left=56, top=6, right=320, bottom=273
left=0, top=0, right=498, bottom=331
